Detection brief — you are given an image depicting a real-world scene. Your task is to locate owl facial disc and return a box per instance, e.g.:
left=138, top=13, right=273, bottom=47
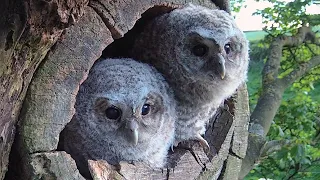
left=126, top=120, right=139, bottom=145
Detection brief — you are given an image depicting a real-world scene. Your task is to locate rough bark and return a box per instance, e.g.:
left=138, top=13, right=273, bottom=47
left=239, top=26, right=320, bottom=179
left=220, top=85, right=250, bottom=180
left=29, top=152, right=85, bottom=180
left=0, top=0, right=88, bottom=178
left=0, top=0, right=250, bottom=179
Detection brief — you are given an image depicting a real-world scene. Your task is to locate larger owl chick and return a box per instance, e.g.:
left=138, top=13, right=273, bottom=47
left=131, top=4, right=249, bottom=146
left=61, top=58, right=176, bottom=177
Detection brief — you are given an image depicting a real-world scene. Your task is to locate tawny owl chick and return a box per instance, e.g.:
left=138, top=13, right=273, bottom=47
left=61, top=58, right=176, bottom=177
left=131, top=4, right=249, bottom=148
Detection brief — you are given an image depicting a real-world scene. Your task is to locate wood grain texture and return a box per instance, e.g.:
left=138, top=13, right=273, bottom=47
left=0, top=0, right=88, bottom=178
left=1, top=0, right=250, bottom=179
left=19, top=6, right=112, bottom=154
left=6, top=6, right=111, bottom=179
left=29, top=152, right=85, bottom=179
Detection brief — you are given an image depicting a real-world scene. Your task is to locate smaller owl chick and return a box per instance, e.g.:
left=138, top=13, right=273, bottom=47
left=131, top=4, right=249, bottom=149
left=61, top=58, right=176, bottom=178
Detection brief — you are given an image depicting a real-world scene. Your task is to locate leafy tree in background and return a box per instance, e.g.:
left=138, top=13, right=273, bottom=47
left=231, top=0, right=245, bottom=12
left=239, top=0, right=320, bottom=179
left=246, top=41, right=320, bottom=179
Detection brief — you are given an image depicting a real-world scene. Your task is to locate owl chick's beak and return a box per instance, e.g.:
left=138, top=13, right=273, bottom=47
left=126, top=120, right=139, bottom=146
left=217, top=54, right=226, bottom=80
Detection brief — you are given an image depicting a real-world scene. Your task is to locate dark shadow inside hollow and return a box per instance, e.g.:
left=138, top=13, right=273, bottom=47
left=101, top=5, right=176, bottom=59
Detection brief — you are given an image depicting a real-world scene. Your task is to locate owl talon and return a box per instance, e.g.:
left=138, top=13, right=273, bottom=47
left=196, top=134, right=210, bottom=153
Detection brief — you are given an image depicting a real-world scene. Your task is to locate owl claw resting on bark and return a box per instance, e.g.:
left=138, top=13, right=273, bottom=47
left=61, top=58, right=176, bottom=178
left=131, top=4, right=249, bottom=150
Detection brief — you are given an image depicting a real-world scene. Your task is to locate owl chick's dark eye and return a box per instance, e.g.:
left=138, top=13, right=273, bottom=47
left=224, top=43, right=232, bottom=54
left=192, top=44, right=208, bottom=57
left=141, top=104, right=151, bottom=116
left=105, top=106, right=121, bottom=120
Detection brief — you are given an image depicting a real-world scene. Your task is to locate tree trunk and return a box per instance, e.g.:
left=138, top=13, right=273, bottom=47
left=239, top=26, right=320, bottom=179
left=0, top=0, right=250, bottom=179
left=0, top=0, right=88, bottom=179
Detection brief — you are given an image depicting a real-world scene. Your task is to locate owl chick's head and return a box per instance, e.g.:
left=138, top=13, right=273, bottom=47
left=173, top=5, right=248, bottom=83
left=76, top=58, right=174, bottom=146
left=132, top=4, right=249, bottom=100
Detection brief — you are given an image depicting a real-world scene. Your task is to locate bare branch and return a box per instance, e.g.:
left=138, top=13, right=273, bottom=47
left=241, top=26, right=319, bottom=179
left=256, top=26, right=320, bottom=133
left=262, top=26, right=318, bottom=87
left=261, top=40, right=282, bottom=86
left=288, top=47, right=297, bottom=62
left=280, top=55, right=320, bottom=86
left=305, top=43, right=317, bottom=56
left=260, top=139, right=291, bottom=158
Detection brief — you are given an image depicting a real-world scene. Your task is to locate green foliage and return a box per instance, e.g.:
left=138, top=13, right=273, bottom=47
left=254, top=0, right=316, bottom=37
left=246, top=85, right=320, bottom=179
left=244, top=0, right=320, bottom=179
left=246, top=41, right=320, bottom=179
left=230, top=0, right=246, bottom=13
